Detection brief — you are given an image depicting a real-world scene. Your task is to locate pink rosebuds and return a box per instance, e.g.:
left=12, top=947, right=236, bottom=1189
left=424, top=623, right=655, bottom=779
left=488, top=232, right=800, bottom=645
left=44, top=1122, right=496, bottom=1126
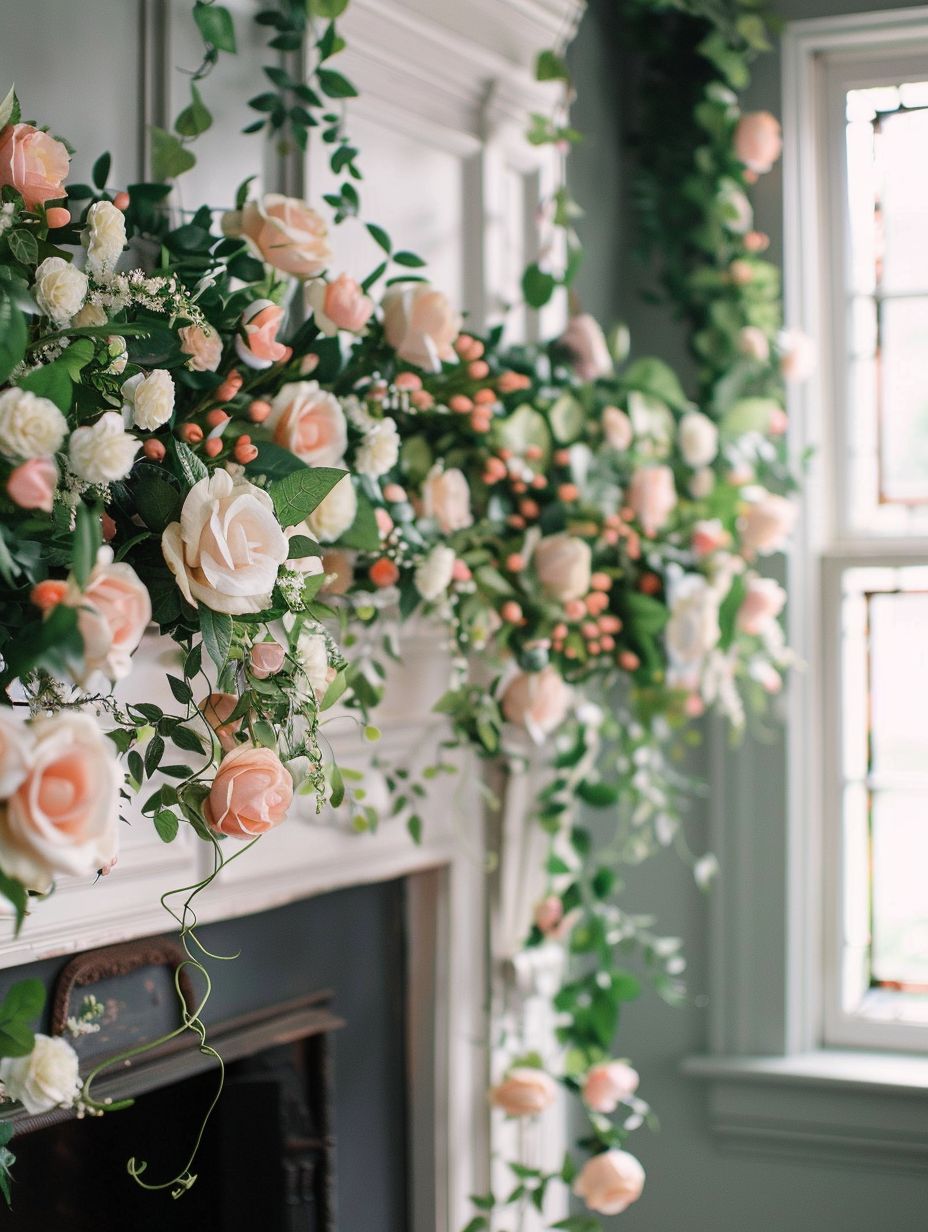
left=113, top=191, right=130, bottom=211
left=45, top=206, right=70, bottom=229
left=501, top=600, right=523, bottom=624
left=143, top=439, right=166, bottom=461
left=248, top=399, right=272, bottom=424
left=216, top=370, right=243, bottom=402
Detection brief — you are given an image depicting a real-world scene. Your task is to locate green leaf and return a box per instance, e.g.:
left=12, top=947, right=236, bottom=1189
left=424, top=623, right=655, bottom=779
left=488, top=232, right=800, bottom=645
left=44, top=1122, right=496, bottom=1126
left=172, top=438, right=208, bottom=486
left=92, top=151, right=111, bottom=190
left=316, top=68, right=357, bottom=99
left=536, top=49, right=569, bottom=81
left=0, top=1141, right=13, bottom=1208
left=7, top=229, right=37, bottom=266
left=522, top=261, right=557, bottom=309
left=577, top=780, right=620, bottom=807
left=0, top=293, right=27, bottom=385
left=623, top=357, right=691, bottom=411
left=144, top=734, right=165, bottom=779
left=0, top=85, right=17, bottom=130
left=17, top=358, right=72, bottom=412
left=329, top=760, right=345, bottom=808
left=392, top=250, right=425, bottom=268
left=0, top=979, right=44, bottom=1026
left=154, top=809, right=179, bottom=843
left=199, top=605, right=232, bottom=671
left=133, top=467, right=182, bottom=532
left=193, top=2, right=237, bottom=52
left=72, top=502, right=101, bottom=589
left=175, top=83, right=213, bottom=138
left=549, top=393, right=584, bottom=443
left=407, top=814, right=422, bottom=844
left=2, top=602, right=81, bottom=685
left=366, top=223, right=391, bottom=253
left=337, top=491, right=380, bottom=551
left=271, top=466, right=346, bottom=528
left=309, top=0, right=349, bottom=15
left=0, top=872, right=26, bottom=936
left=149, top=126, right=196, bottom=181
left=320, top=668, right=348, bottom=711
left=168, top=675, right=193, bottom=705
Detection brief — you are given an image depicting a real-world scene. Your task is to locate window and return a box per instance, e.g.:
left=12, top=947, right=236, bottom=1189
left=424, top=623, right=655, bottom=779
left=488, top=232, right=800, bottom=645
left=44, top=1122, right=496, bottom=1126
left=818, top=47, right=928, bottom=1049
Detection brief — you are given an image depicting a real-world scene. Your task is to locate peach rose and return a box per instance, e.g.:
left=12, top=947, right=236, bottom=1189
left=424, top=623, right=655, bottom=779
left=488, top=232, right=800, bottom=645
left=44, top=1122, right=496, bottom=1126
left=382, top=283, right=461, bottom=371
left=573, top=1150, right=645, bottom=1216
left=738, top=325, right=770, bottom=362
left=163, top=470, right=288, bottom=614
left=250, top=641, right=286, bottom=679
left=70, top=556, right=152, bottom=682
left=267, top=381, right=347, bottom=467
left=559, top=313, right=613, bottom=382
left=421, top=465, right=472, bottom=534
left=737, top=575, right=786, bottom=635
left=534, top=533, right=592, bottom=602
left=201, top=692, right=244, bottom=754
left=739, top=491, right=796, bottom=556
left=0, top=123, right=69, bottom=210
left=7, top=456, right=56, bottom=512
left=204, top=743, right=293, bottom=839
left=179, top=323, right=223, bottom=372
left=734, top=111, right=782, bottom=175
left=502, top=666, right=572, bottom=738
left=691, top=518, right=728, bottom=558
left=235, top=300, right=289, bottom=370
left=231, top=194, right=331, bottom=279
left=0, top=712, right=120, bottom=892
left=582, top=1061, right=640, bottom=1114
left=306, top=274, right=374, bottom=335
left=627, top=465, right=677, bottom=535
left=489, top=1067, right=557, bottom=1117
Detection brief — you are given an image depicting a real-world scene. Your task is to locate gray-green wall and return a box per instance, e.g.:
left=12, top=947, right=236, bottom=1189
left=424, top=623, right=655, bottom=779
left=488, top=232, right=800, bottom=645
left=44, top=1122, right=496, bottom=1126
left=568, top=2, right=928, bottom=1228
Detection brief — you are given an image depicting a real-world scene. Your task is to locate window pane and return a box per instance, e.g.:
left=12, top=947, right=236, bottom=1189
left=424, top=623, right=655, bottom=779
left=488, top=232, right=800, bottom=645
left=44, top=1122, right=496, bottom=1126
left=879, top=108, right=928, bottom=293
left=871, top=790, right=928, bottom=987
left=869, top=590, right=928, bottom=776
left=879, top=296, right=928, bottom=503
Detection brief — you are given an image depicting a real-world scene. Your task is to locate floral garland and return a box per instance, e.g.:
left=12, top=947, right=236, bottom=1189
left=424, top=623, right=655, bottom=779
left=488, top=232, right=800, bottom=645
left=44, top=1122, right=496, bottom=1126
left=0, top=0, right=808, bottom=1220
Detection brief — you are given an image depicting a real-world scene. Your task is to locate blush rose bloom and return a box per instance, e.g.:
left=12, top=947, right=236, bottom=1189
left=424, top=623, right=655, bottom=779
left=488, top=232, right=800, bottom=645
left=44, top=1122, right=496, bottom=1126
left=267, top=381, right=347, bottom=466
left=235, top=300, right=289, bottom=370
left=250, top=641, right=286, bottom=679
left=0, top=712, right=120, bottom=892
left=582, top=1061, right=640, bottom=1114
left=162, top=470, right=289, bottom=614
left=0, top=1034, right=81, bottom=1114
left=559, top=313, right=613, bottom=381
left=734, top=111, right=783, bottom=174
left=691, top=518, right=728, bottom=558
left=739, top=325, right=770, bottom=362
left=739, top=491, right=796, bottom=556
left=70, top=556, right=152, bottom=682
left=737, top=575, right=786, bottom=635
left=7, top=456, right=56, bottom=512
left=534, top=533, right=592, bottom=602
left=573, top=1150, right=645, bottom=1216
left=204, top=744, right=293, bottom=839
left=179, top=323, right=223, bottom=372
left=382, top=283, right=462, bottom=371
left=201, top=692, right=244, bottom=754
left=502, top=666, right=572, bottom=739
left=489, top=1067, right=557, bottom=1117
left=0, top=123, right=69, bottom=209
left=421, top=465, right=473, bottom=534
left=229, top=194, right=331, bottom=279
left=627, top=465, right=677, bottom=535
left=306, top=274, right=374, bottom=335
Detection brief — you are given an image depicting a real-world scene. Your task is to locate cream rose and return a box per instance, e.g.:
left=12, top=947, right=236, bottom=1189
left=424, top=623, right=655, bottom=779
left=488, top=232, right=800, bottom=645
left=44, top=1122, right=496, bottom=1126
left=267, top=381, right=347, bottom=466
left=582, top=1061, right=640, bottom=1114
left=739, top=490, right=796, bottom=556
left=204, top=744, right=293, bottom=839
left=228, top=194, right=331, bottom=279
left=33, top=256, right=88, bottom=326
left=414, top=544, right=455, bottom=602
left=71, top=302, right=108, bottom=328
left=297, top=628, right=333, bottom=698
left=602, top=405, right=633, bottom=451
left=162, top=470, right=289, bottom=614
left=121, top=369, right=175, bottom=431
left=489, top=1067, right=557, bottom=1117
left=501, top=666, right=572, bottom=739
left=68, top=411, right=139, bottom=483
left=573, top=1150, right=645, bottom=1216
left=421, top=466, right=472, bottom=534
left=70, top=556, right=152, bottom=682
left=0, top=1035, right=81, bottom=1114
left=355, top=419, right=399, bottom=479
left=627, top=465, right=677, bottom=535
left=0, top=712, right=121, bottom=892
left=0, top=388, right=67, bottom=460
left=178, top=323, right=223, bottom=372
left=0, top=123, right=69, bottom=210
left=559, top=313, right=613, bottom=381
left=382, top=283, right=461, bottom=371
left=734, top=110, right=783, bottom=174
left=665, top=574, right=720, bottom=687
left=305, top=472, right=357, bottom=544
left=678, top=410, right=719, bottom=468
left=83, top=200, right=126, bottom=278
left=306, top=273, right=374, bottom=335
left=533, top=534, right=592, bottom=602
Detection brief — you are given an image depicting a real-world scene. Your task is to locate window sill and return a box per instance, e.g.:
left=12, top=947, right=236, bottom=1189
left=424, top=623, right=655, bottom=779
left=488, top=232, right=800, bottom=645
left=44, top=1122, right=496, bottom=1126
left=683, top=1052, right=928, bottom=1172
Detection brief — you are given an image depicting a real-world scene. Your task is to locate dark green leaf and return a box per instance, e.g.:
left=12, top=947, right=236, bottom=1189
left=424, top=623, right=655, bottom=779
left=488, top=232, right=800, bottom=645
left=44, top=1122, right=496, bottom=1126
left=7, top=228, right=37, bottom=266
left=149, top=126, right=196, bottom=180
left=72, top=502, right=101, bottom=589
left=199, top=606, right=232, bottom=671
left=522, top=262, right=557, bottom=309
left=316, top=68, right=357, bottom=99
left=193, top=2, right=236, bottom=52
left=0, top=293, right=27, bottom=384
left=271, top=466, right=347, bottom=528
left=92, top=151, right=111, bottom=189
left=154, top=809, right=179, bottom=843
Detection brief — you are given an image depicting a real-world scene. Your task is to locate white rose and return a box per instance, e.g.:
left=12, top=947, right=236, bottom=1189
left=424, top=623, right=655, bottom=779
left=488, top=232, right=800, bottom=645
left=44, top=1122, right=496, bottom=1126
left=68, top=411, right=139, bottom=483
left=0, top=712, right=121, bottom=891
left=162, top=469, right=289, bottom=614
left=267, top=381, right=348, bottom=467
left=83, top=200, right=126, bottom=278
left=414, top=544, right=455, bottom=602
left=0, top=1034, right=81, bottom=1114
left=533, top=534, right=592, bottom=602
left=71, top=301, right=108, bottom=328
left=355, top=419, right=399, bottom=479
left=297, top=629, right=331, bottom=697
left=665, top=574, right=720, bottom=688
left=285, top=523, right=325, bottom=575
left=678, top=410, right=719, bottom=468
left=421, top=466, right=473, bottom=534
left=628, top=391, right=674, bottom=458
left=121, top=369, right=175, bottom=431
left=33, top=256, right=88, bottom=325
left=306, top=472, right=357, bottom=544
left=0, top=388, right=67, bottom=460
